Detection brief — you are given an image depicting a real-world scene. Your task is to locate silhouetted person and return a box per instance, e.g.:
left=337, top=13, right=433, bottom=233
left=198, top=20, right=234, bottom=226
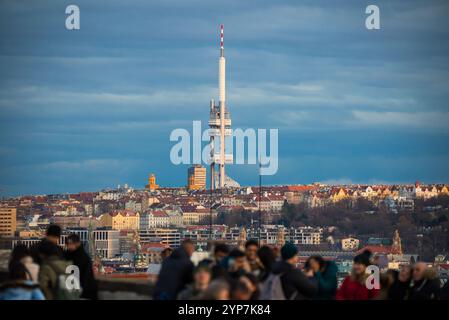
left=245, top=240, right=263, bottom=277
left=64, top=234, right=98, bottom=300
left=9, top=244, right=39, bottom=283
left=440, top=279, right=449, bottom=300
left=223, top=249, right=251, bottom=280
left=336, top=250, right=379, bottom=300
left=177, top=264, right=212, bottom=300
left=305, top=255, right=338, bottom=300
left=0, top=262, right=45, bottom=300
left=154, top=239, right=195, bottom=300
left=408, top=262, right=440, bottom=300
left=38, top=240, right=77, bottom=300
left=31, top=224, right=63, bottom=265
left=198, top=280, right=230, bottom=300
left=211, top=242, right=230, bottom=280
left=388, top=265, right=412, bottom=300
left=257, top=245, right=277, bottom=282
left=270, top=242, right=317, bottom=300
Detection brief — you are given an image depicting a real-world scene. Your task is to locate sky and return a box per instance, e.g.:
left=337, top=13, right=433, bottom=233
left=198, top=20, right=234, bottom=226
left=0, top=0, right=449, bottom=196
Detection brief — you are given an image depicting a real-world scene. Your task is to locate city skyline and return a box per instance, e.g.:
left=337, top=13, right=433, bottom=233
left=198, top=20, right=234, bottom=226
left=1, top=0, right=449, bottom=196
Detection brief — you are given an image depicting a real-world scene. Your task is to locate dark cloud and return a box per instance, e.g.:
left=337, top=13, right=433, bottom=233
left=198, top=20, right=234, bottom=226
left=0, top=0, right=449, bottom=195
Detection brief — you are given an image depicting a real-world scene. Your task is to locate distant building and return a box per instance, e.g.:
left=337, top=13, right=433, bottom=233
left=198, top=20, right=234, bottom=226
left=139, top=228, right=181, bottom=248
left=99, top=211, right=140, bottom=230
left=140, top=211, right=170, bottom=228
left=341, top=237, right=360, bottom=251
left=145, top=173, right=159, bottom=192
left=187, top=165, right=207, bottom=191
left=67, top=228, right=120, bottom=259
left=246, top=225, right=322, bottom=245
left=0, top=207, right=17, bottom=237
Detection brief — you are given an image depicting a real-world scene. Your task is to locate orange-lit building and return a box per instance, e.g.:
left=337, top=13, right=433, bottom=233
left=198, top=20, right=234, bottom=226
left=145, top=173, right=159, bottom=192
left=0, top=207, right=17, bottom=237
left=187, top=165, right=206, bottom=191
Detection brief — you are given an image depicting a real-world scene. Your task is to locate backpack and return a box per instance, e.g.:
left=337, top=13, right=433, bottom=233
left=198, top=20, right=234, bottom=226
left=260, top=273, right=299, bottom=300
left=48, top=261, right=82, bottom=300
left=260, top=273, right=287, bottom=300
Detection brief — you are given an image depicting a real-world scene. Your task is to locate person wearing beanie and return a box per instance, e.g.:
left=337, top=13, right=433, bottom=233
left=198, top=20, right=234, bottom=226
left=270, top=242, right=317, bottom=300
left=177, top=263, right=212, bottom=300
left=336, top=250, right=379, bottom=300
left=30, top=224, right=63, bottom=265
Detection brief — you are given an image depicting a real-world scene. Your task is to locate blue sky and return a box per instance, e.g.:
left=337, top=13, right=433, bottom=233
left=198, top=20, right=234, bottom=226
left=1, top=0, right=449, bottom=196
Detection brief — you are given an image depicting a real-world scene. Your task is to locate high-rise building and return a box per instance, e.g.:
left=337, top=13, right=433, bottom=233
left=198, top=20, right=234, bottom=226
left=187, top=165, right=207, bottom=191
left=0, top=207, right=17, bottom=237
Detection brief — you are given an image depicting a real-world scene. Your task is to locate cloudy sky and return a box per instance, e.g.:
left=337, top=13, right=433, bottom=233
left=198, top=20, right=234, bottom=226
left=1, top=0, right=449, bottom=196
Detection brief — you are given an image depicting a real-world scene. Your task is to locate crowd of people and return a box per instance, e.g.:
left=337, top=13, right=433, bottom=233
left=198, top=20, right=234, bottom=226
left=155, top=239, right=449, bottom=300
left=0, top=225, right=97, bottom=300
left=1, top=224, right=448, bottom=300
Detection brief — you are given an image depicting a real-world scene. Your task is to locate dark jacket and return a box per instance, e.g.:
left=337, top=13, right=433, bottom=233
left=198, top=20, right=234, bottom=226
left=313, top=261, right=338, bottom=300
left=272, top=260, right=317, bottom=300
left=408, top=269, right=440, bottom=300
left=64, top=246, right=98, bottom=300
left=30, top=238, right=63, bottom=265
left=440, top=280, right=449, bottom=300
left=388, top=275, right=411, bottom=300
left=154, top=247, right=194, bottom=300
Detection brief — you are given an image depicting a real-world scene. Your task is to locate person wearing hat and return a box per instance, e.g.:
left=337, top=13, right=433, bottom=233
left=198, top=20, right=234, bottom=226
left=336, top=250, right=380, bottom=300
left=177, top=263, right=212, bottom=300
left=271, top=242, right=318, bottom=300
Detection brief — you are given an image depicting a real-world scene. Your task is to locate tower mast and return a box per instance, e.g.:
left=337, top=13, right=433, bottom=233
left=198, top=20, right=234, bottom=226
left=209, top=24, right=232, bottom=191
left=218, top=24, right=226, bottom=189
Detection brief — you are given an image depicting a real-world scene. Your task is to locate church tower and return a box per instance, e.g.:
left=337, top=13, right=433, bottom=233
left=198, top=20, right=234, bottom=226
left=392, top=229, right=403, bottom=255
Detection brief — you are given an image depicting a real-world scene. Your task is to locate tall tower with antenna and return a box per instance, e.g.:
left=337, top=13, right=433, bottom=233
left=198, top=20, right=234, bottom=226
left=209, top=24, right=232, bottom=190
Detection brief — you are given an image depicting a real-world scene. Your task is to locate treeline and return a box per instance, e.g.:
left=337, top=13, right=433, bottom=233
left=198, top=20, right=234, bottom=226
left=278, top=196, right=449, bottom=261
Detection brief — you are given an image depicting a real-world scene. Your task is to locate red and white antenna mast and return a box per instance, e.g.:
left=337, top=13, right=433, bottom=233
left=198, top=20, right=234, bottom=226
left=220, top=24, right=224, bottom=56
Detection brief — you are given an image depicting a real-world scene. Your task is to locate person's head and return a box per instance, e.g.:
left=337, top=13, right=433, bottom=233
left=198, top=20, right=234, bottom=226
left=46, top=224, right=62, bottom=244
left=352, top=250, right=372, bottom=276
left=398, top=265, right=412, bottom=283
left=66, top=233, right=81, bottom=252
left=200, top=280, right=230, bottom=300
left=305, top=255, right=325, bottom=273
left=38, top=239, right=60, bottom=259
left=231, top=278, right=253, bottom=300
left=181, top=239, right=195, bottom=257
left=228, top=249, right=247, bottom=272
left=194, top=265, right=212, bottom=290
left=161, top=247, right=173, bottom=259
left=379, top=272, right=394, bottom=294
left=8, top=262, right=29, bottom=281
left=244, top=240, right=259, bottom=262
left=214, top=243, right=230, bottom=262
left=281, top=242, right=299, bottom=265
left=10, top=244, right=31, bottom=264
left=257, top=246, right=276, bottom=271
left=412, top=262, right=427, bottom=282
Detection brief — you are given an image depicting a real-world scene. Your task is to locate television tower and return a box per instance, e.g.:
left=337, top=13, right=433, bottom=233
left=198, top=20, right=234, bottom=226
left=209, top=24, right=232, bottom=190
